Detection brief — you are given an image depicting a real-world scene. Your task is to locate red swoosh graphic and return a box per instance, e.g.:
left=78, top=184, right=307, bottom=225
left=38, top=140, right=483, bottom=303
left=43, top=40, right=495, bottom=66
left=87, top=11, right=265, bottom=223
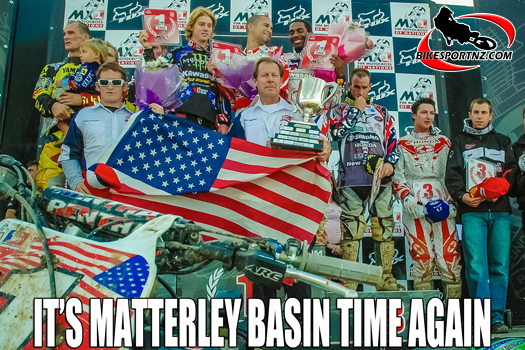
left=418, top=11, right=515, bottom=72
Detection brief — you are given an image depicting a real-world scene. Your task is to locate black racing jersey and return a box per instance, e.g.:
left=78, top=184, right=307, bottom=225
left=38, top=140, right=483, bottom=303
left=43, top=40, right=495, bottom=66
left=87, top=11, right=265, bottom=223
left=144, top=41, right=230, bottom=126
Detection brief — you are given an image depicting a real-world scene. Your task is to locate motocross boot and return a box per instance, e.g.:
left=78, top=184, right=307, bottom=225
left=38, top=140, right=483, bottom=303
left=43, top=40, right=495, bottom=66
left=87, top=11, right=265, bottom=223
left=413, top=280, right=434, bottom=291
left=374, top=240, right=406, bottom=291
left=340, top=239, right=360, bottom=290
left=443, top=282, right=462, bottom=304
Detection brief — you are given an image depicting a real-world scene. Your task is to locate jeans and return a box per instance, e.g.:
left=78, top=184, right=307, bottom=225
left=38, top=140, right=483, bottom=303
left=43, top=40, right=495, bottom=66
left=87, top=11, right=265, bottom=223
left=461, top=212, right=510, bottom=323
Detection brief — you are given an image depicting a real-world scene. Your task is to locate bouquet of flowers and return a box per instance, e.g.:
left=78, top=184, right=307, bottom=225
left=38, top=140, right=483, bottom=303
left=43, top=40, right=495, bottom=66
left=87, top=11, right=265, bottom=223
left=328, top=20, right=375, bottom=63
left=134, top=57, right=184, bottom=110
left=215, top=50, right=282, bottom=102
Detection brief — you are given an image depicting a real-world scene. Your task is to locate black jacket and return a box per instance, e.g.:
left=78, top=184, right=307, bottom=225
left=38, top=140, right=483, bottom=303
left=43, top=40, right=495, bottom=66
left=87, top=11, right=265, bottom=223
left=445, top=120, right=517, bottom=215
left=512, top=133, right=525, bottom=210
left=144, top=43, right=230, bottom=126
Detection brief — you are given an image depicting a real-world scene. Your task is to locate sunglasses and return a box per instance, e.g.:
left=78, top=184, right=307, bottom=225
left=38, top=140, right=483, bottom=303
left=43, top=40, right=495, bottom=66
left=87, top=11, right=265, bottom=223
left=98, top=79, right=125, bottom=87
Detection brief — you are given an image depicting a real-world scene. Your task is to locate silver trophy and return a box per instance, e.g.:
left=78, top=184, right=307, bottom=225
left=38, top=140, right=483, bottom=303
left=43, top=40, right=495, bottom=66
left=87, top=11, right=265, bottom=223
left=271, top=77, right=338, bottom=152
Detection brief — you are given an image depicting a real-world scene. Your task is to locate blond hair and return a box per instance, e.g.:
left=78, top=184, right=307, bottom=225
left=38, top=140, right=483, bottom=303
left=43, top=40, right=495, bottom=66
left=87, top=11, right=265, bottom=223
left=106, top=41, right=119, bottom=61
left=81, top=38, right=108, bottom=63
left=185, top=7, right=216, bottom=41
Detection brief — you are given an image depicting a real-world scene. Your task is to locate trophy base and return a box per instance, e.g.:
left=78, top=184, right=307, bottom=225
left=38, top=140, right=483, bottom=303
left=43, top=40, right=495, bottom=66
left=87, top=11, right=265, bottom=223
left=270, top=138, right=324, bottom=152
left=270, top=120, right=323, bottom=152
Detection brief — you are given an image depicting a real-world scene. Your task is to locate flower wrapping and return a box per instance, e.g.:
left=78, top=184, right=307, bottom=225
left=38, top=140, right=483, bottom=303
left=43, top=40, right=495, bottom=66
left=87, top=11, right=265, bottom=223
left=215, top=51, right=282, bottom=101
left=134, top=60, right=183, bottom=110
left=328, top=21, right=375, bottom=63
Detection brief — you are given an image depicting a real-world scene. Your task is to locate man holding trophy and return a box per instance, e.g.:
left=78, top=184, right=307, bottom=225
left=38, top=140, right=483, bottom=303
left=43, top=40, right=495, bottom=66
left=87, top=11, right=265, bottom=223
left=328, top=68, right=404, bottom=291
left=228, top=57, right=331, bottom=163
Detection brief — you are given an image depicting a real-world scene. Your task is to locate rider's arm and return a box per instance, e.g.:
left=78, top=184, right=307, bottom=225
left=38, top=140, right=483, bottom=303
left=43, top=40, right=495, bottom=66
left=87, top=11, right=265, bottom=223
left=384, top=109, right=399, bottom=166
left=58, top=115, right=85, bottom=190
left=33, top=64, right=57, bottom=118
left=391, top=145, right=410, bottom=200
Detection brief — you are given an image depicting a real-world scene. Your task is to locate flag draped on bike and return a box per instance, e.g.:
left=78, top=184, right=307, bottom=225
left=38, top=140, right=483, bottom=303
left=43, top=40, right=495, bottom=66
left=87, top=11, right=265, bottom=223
left=91, top=109, right=331, bottom=243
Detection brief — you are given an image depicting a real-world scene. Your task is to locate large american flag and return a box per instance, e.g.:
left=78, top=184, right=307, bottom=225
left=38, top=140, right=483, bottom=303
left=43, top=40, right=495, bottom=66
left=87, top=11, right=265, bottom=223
left=95, top=109, right=331, bottom=243
left=0, top=219, right=155, bottom=349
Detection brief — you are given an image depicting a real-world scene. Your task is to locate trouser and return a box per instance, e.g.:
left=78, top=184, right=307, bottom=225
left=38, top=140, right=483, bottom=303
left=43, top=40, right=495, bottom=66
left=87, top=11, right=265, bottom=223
left=403, top=216, right=462, bottom=287
left=340, top=186, right=394, bottom=242
left=339, top=186, right=403, bottom=291
left=461, top=212, right=510, bottom=324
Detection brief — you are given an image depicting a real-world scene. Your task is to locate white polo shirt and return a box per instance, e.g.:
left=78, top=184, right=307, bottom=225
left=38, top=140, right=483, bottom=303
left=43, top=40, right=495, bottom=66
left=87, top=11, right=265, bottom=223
left=239, top=98, right=303, bottom=146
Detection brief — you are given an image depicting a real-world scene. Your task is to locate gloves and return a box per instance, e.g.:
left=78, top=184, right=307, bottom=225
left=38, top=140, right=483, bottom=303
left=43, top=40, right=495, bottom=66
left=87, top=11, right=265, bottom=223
left=469, top=171, right=510, bottom=199
left=448, top=202, right=457, bottom=218
left=403, top=194, right=419, bottom=217
left=366, top=154, right=384, bottom=175
left=424, top=199, right=450, bottom=223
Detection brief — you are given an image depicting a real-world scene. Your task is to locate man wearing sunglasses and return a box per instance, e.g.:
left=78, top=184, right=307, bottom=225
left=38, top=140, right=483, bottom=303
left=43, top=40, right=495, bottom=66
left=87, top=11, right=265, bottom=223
left=59, top=62, right=133, bottom=196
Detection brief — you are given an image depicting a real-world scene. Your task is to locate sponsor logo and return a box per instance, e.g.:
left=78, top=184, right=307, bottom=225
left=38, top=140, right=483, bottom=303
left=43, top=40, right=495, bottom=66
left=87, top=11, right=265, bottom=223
left=356, top=9, right=389, bottom=28
left=180, top=53, right=208, bottom=71
left=164, top=0, right=189, bottom=27
left=66, top=0, right=105, bottom=28
left=207, top=3, right=229, bottom=20
left=276, top=5, right=310, bottom=26
left=245, top=264, right=283, bottom=282
left=394, top=5, right=428, bottom=36
left=117, top=33, right=143, bottom=66
left=232, top=0, right=269, bottom=30
left=398, top=47, right=420, bottom=67
left=112, top=1, right=143, bottom=23
left=314, top=2, right=350, bottom=32
left=465, top=143, right=476, bottom=150
left=399, top=77, right=433, bottom=110
left=358, top=38, right=394, bottom=71
left=417, top=6, right=515, bottom=72
left=368, top=80, right=395, bottom=101
left=165, top=0, right=187, bottom=11
left=281, top=115, right=293, bottom=122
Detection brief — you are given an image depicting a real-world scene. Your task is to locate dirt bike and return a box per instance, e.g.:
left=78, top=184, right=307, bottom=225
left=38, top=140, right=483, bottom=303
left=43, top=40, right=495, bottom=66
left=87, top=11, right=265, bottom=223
left=0, top=154, right=385, bottom=349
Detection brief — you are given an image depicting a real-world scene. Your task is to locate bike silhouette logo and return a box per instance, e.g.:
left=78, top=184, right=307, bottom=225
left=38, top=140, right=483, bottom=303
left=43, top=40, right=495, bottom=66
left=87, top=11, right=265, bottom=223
left=416, top=6, right=515, bottom=72
left=434, top=6, right=496, bottom=50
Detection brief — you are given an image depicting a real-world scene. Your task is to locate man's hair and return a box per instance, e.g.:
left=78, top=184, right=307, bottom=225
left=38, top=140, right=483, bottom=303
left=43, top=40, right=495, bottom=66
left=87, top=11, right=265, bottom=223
left=81, top=38, right=108, bottom=63
left=97, top=62, right=126, bottom=80
left=26, top=160, right=38, bottom=168
left=106, top=41, right=119, bottom=61
left=246, top=15, right=267, bottom=34
left=290, top=19, right=312, bottom=33
left=470, top=97, right=492, bottom=114
left=67, top=21, right=91, bottom=36
left=349, top=68, right=371, bottom=81
left=411, top=97, right=435, bottom=115
left=160, top=45, right=169, bottom=52
left=253, top=57, right=284, bottom=80
left=523, top=107, right=525, bottom=119
left=185, top=7, right=216, bottom=40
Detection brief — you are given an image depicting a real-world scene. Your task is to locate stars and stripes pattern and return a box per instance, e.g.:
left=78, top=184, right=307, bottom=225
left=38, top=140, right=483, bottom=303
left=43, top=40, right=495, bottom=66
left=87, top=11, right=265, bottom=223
left=97, top=109, right=331, bottom=243
left=0, top=226, right=147, bottom=303
left=0, top=221, right=150, bottom=348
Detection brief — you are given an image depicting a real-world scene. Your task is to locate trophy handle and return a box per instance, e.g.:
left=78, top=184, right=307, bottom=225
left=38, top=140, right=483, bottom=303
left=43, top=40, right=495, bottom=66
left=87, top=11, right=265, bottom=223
left=289, top=89, right=303, bottom=114
left=321, top=82, right=339, bottom=107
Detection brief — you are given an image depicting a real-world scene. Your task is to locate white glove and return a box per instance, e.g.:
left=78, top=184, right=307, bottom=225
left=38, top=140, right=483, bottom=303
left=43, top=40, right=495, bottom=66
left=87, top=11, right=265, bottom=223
left=519, top=154, right=525, bottom=171
left=448, top=202, right=457, bottom=218
left=403, top=194, right=419, bottom=217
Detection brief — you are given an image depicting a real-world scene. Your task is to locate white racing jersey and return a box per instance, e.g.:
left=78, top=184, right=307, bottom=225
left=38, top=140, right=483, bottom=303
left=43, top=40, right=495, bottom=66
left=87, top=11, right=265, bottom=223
left=393, top=129, right=453, bottom=203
